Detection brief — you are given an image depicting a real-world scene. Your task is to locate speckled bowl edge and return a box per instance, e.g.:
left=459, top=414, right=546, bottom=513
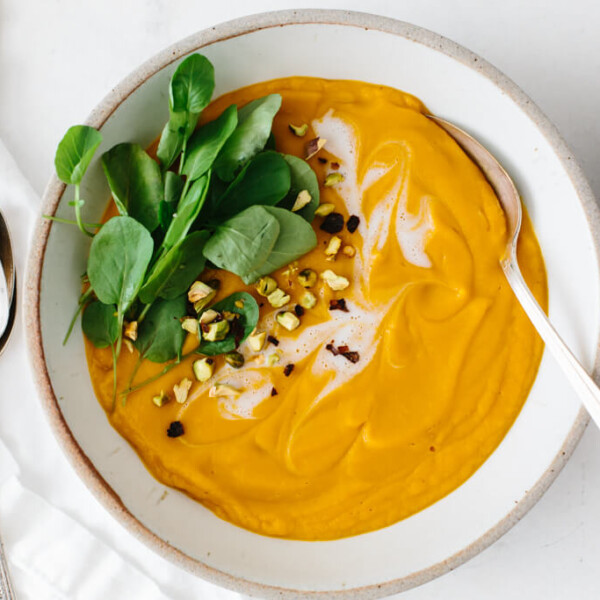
left=24, top=9, right=600, bottom=599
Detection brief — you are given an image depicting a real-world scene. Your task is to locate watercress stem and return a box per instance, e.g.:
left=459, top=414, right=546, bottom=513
left=43, top=215, right=102, bottom=229
left=111, top=343, right=118, bottom=410
left=137, top=301, right=153, bottom=324
left=74, top=184, right=94, bottom=238
left=63, top=287, right=94, bottom=345
left=120, top=349, right=197, bottom=397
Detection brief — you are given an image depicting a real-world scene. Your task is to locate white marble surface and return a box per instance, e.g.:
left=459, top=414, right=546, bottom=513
left=1, top=0, right=600, bottom=598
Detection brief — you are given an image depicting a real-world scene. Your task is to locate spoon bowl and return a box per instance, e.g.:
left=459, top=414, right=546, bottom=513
left=0, top=211, right=16, bottom=356
left=430, top=115, right=600, bottom=426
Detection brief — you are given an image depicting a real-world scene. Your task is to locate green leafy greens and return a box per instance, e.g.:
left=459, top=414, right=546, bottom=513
left=55, top=52, right=322, bottom=403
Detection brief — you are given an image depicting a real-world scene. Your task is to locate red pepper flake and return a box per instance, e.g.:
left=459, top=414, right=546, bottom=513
left=429, top=446, right=436, bottom=452
left=317, top=157, right=328, bottom=164
left=329, top=298, right=349, bottom=312
left=326, top=342, right=360, bottom=363
left=271, top=387, right=278, bottom=396
left=230, top=318, right=244, bottom=347
left=341, top=351, right=360, bottom=363
left=267, top=335, right=279, bottom=346
left=330, top=162, right=340, bottom=170
left=283, top=364, right=295, bottom=377
left=167, top=421, right=184, bottom=438
left=346, top=215, right=360, bottom=233
left=294, top=304, right=305, bottom=317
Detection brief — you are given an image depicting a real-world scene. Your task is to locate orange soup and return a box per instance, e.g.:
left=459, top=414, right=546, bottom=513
left=85, top=77, right=547, bottom=540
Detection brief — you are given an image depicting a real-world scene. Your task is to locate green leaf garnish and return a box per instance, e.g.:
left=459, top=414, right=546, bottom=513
left=198, top=292, right=259, bottom=356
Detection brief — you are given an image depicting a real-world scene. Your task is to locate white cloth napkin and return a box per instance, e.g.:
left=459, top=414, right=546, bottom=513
left=0, top=140, right=246, bottom=599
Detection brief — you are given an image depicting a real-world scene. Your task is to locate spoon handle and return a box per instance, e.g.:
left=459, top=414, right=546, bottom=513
left=503, top=255, right=600, bottom=425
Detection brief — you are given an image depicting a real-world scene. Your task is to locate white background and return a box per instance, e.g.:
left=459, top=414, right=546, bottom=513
left=2, top=1, right=600, bottom=598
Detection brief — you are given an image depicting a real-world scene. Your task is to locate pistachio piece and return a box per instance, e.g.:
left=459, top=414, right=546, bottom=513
left=299, top=290, right=317, bottom=309
left=152, top=390, right=168, bottom=407
left=305, top=137, right=327, bottom=160
left=267, top=288, right=291, bottom=308
left=234, top=299, right=245, bottom=309
left=202, top=319, right=230, bottom=342
left=324, top=172, right=345, bottom=187
left=199, top=309, right=219, bottom=325
left=297, top=269, right=317, bottom=288
left=123, top=320, right=138, bottom=342
left=222, top=310, right=240, bottom=322
left=325, top=235, right=342, bottom=259
left=342, top=245, right=356, bottom=257
left=188, top=280, right=215, bottom=303
left=277, top=311, right=300, bottom=332
left=292, top=190, right=312, bottom=212
left=192, top=358, right=214, bottom=382
left=267, top=353, right=281, bottom=366
left=256, top=276, right=278, bottom=297
left=181, top=317, right=199, bottom=335
left=314, top=203, right=336, bottom=217
left=289, top=123, right=308, bottom=137
left=224, top=351, right=245, bottom=369
left=247, top=330, right=266, bottom=352
left=209, top=383, right=241, bottom=398
left=320, top=269, right=350, bottom=291
left=173, top=378, right=192, bottom=404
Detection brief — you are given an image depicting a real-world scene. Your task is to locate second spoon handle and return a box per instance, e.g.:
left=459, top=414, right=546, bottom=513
left=503, top=254, right=600, bottom=425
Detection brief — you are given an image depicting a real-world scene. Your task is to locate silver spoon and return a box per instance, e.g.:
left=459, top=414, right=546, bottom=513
left=0, top=211, right=16, bottom=357
left=0, top=211, right=16, bottom=599
left=430, top=115, right=600, bottom=426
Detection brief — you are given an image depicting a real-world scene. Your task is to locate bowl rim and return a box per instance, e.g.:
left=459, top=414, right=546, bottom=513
left=24, top=8, right=600, bottom=599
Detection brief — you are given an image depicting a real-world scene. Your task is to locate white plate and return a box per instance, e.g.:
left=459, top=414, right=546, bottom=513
left=25, top=10, right=600, bottom=598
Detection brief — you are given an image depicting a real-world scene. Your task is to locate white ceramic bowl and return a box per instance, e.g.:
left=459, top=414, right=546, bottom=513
left=25, top=9, right=600, bottom=598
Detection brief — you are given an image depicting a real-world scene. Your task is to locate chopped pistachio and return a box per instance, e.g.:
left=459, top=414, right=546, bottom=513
left=305, top=137, right=327, bottom=160
left=188, top=280, right=215, bottom=303
left=292, top=190, right=312, bottom=212
left=320, top=269, right=350, bottom=291
left=173, top=378, right=192, bottom=404
left=192, top=358, right=214, bottom=382
left=199, top=309, right=219, bottom=325
left=267, top=353, right=281, bottom=366
left=324, top=172, right=345, bottom=187
left=181, top=317, right=199, bottom=335
left=152, top=391, right=168, bottom=407
left=314, top=203, right=336, bottom=217
left=276, top=311, right=300, bottom=332
left=209, top=383, right=241, bottom=398
left=299, top=290, right=317, bottom=309
left=123, top=320, right=138, bottom=341
left=325, top=236, right=342, bottom=259
left=247, top=330, right=267, bottom=352
left=234, top=299, right=245, bottom=309
left=342, top=245, right=356, bottom=257
left=267, top=288, right=291, bottom=308
left=202, top=319, right=230, bottom=342
left=256, top=276, right=278, bottom=297
left=289, top=123, right=308, bottom=137
left=298, top=269, right=317, bottom=288
left=222, top=310, right=240, bottom=322
left=224, top=351, right=245, bottom=369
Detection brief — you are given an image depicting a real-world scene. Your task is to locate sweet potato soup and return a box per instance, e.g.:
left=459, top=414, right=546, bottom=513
left=85, top=77, right=547, bottom=540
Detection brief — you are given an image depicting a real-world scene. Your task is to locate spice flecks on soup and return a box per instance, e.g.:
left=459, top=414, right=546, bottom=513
left=85, top=77, right=547, bottom=540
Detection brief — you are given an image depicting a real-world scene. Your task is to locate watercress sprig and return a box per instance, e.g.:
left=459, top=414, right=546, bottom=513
left=55, top=52, right=322, bottom=404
